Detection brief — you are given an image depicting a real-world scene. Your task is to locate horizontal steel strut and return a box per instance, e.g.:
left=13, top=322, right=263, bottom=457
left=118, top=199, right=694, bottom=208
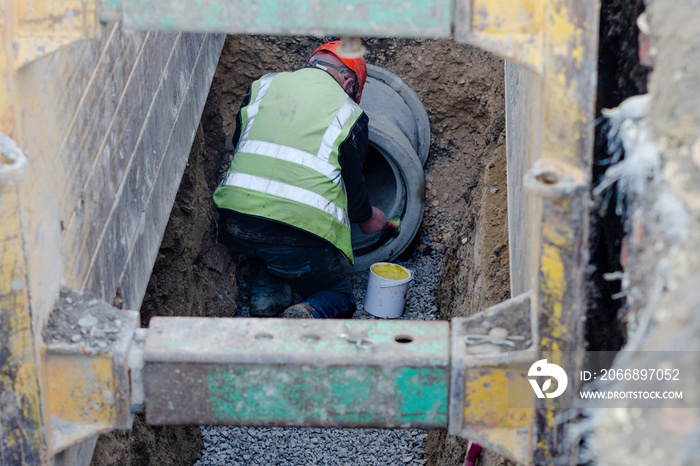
left=45, top=289, right=535, bottom=463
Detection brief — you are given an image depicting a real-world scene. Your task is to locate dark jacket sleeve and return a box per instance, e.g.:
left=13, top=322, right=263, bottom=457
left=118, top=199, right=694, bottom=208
left=231, top=85, right=252, bottom=149
left=339, top=112, right=373, bottom=223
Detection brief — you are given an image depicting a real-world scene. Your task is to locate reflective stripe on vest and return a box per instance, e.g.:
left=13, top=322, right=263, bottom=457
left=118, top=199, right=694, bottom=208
left=235, top=140, right=344, bottom=189
left=214, top=69, right=362, bottom=262
left=220, top=172, right=350, bottom=230
left=239, top=73, right=277, bottom=143
left=318, top=101, right=357, bottom=162
left=232, top=75, right=358, bottom=224
left=236, top=92, right=357, bottom=191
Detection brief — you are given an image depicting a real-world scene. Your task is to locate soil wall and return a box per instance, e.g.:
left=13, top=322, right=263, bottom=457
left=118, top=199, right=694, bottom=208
left=587, top=0, right=649, bottom=352
left=425, top=125, right=511, bottom=466
left=596, top=0, right=700, bottom=463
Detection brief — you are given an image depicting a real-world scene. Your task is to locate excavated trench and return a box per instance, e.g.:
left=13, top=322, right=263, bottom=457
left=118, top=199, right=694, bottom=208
left=87, top=2, right=655, bottom=464
left=91, top=36, right=509, bottom=466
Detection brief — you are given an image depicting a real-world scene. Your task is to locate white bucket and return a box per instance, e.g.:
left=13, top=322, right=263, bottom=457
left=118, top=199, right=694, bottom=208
left=364, top=262, right=414, bottom=318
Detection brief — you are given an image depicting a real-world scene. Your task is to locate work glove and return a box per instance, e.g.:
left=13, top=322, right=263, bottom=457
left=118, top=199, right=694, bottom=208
left=358, top=206, right=388, bottom=234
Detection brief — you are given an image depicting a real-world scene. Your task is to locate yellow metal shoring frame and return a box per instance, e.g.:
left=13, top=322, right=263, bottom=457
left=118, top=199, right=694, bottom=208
left=1, top=0, right=16, bottom=137
left=0, top=2, right=100, bottom=462
left=0, top=136, right=46, bottom=465
left=1, top=0, right=600, bottom=463
left=0, top=0, right=100, bottom=136
left=456, top=0, right=600, bottom=463
left=532, top=1, right=598, bottom=462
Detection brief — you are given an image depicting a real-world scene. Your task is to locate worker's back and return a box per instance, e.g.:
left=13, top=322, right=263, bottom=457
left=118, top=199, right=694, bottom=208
left=214, top=67, right=364, bottom=262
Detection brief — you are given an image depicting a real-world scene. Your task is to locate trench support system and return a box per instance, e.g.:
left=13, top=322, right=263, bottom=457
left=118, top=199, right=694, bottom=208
left=0, top=0, right=599, bottom=464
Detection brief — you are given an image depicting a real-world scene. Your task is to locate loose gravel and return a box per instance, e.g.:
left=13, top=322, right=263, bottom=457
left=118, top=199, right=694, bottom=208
left=195, top=237, right=445, bottom=466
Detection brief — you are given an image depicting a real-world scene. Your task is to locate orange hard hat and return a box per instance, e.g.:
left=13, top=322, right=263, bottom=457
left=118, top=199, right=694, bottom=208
left=308, top=41, right=367, bottom=103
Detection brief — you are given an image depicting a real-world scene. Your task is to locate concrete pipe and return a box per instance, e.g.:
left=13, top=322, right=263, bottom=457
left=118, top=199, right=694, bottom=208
left=345, top=65, right=429, bottom=273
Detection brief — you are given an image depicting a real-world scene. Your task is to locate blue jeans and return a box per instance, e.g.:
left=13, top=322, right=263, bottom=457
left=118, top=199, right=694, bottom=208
left=222, top=233, right=356, bottom=319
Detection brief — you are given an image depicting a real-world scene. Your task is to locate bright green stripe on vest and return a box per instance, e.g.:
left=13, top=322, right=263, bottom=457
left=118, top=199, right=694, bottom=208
left=213, top=186, right=353, bottom=262
left=230, top=152, right=348, bottom=207
left=249, top=70, right=349, bottom=154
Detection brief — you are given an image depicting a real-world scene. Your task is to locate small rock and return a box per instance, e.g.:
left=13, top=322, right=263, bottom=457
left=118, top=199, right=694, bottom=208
left=65, top=297, right=73, bottom=304
left=489, top=327, right=509, bottom=340
left=490, top=188, right=498, bottom=194
left=71, top=334, right=82, bottom=343
left=77, top=314, right=98, bottom=328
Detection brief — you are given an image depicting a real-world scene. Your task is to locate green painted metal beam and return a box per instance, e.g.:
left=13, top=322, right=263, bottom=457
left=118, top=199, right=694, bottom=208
left=101, top=0, right=452, bottom=38
left=144, top=317, right=449, bottom=428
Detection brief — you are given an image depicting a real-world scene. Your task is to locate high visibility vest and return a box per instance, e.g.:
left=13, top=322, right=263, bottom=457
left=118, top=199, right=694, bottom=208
left=213, top=68, right=364, bottom=263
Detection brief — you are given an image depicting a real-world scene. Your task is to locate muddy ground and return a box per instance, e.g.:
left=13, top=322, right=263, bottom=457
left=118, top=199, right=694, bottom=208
left=92, top=35, right=507, bottom=465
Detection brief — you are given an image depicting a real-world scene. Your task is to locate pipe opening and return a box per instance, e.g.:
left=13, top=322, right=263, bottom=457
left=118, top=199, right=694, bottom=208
left=351, top=144, right=405, bottom=254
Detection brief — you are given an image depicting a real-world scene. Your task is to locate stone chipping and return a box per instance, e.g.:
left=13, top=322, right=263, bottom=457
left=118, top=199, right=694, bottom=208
left=195, top=238, right=443, bottom=465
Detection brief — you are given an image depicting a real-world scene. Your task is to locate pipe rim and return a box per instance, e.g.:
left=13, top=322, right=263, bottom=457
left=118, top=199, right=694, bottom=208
left=367, top=64, right=431, bottom=166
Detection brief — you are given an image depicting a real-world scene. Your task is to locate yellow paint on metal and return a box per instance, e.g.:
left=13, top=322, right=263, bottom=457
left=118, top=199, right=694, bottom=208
left=45, top=351, right=118, bottom=451
left=543, top=78, right=588, bottom=164
left=535, top=399, right=558, bottom=448
left=458, top=0, right=598, bottom=462
left=464, top=369, right=532, bottom=428
left=1, top=0, right=99, bottom=136
left=541, top=245, right=564, bottom=336
left=548, top=4, right=575, bottom=46
left=0, top=182, right=46, bottom=462
left=460, top=366, right=534, bottom=464
left=472, top=0, right=542, bottom=35
left=12, top=0, right=100, bottom=69
left=542, top=2, right=594, bottom=170
left=455, top=0, right=544, bottom=72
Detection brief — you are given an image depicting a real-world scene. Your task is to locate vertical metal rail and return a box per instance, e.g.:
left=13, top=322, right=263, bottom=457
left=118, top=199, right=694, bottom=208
left=530, top=2, right=599, bottom=462
left=0, top=0, right=17, bottom=138
left=456, top=0, right=600, bottom=463
left=0, top=136, right=45, bottom=465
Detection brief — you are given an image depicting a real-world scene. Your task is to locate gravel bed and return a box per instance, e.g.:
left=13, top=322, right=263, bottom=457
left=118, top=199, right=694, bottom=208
left=196, top=237, right=444, bottom=466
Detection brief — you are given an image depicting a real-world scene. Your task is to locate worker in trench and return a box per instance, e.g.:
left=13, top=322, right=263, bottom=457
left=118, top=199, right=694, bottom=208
left=213, top=41, right=389, bottom=319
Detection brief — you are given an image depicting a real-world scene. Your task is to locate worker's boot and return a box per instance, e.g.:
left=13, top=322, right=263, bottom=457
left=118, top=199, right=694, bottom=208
left=249, top=263, right=292, bottom=317
left=279, top=303, right=315, bottom=319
